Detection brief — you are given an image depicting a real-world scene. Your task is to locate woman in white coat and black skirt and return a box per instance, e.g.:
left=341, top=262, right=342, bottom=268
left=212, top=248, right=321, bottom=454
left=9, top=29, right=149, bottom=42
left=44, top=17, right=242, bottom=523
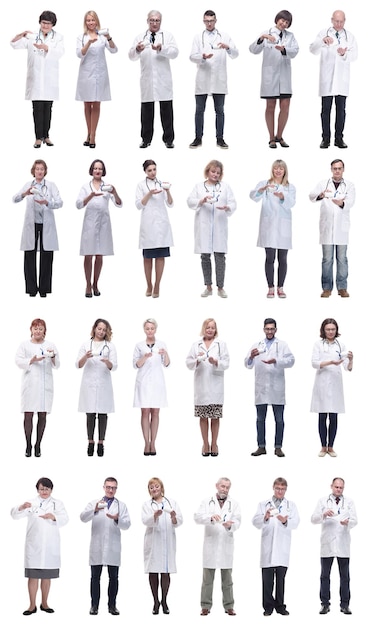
left=186, top=318, right=230, bottom=456
left=76, top=318, right=117, bottom=457
left=76, top=159, right=122, bottom=297
left=133, top=319, right=170, bottom=455
left=15, top=318, right=60, bottom=457
left=311, top=318, right=353, bottom=457
left=250, top=159, right=295, bottom=298
left=11, top=477, right=69, bottom=615
left=76, top=10, right=118, bottom=148
left=13, top=159, right=63, bottom=297
left=142, top=477, right=183, bottom=614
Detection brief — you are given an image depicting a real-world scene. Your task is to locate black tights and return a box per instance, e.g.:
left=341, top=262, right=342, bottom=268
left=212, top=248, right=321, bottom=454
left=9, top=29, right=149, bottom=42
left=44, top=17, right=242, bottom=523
left=24, top=412, right=47, bottom=451
left=86, top=413, right=108, bottom=441
left=149, top=573, right=170, bottom=610
left=265, top=248, right=288, bottom=288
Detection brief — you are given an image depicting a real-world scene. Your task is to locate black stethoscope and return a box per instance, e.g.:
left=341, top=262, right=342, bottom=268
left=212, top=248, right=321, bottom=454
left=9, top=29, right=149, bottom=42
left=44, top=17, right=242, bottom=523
left=209, top=497, right=232, bottom=521
left=322, top=339, right=344, bottom=359
left=151, top=496, right=172, bottom=511
left=265, top=498, right=290, bottom=513
left=201, top=29, right=222, bottom=48
left=326, top=27, right=348, bottom=44
left=146, top=177, right=162, bottom=191
left=89, top=339, right=110, bottom=357
left=31, top=179, right=48, bottom=195
left=204, top=181, right=221, bottom=202
left=324, top=178, right=347, bottom=198
left=197, top=340, right=221, bottom=359
left=143, top=30, right=165, bottom=46
left=35, top=29, right=55, bottom=44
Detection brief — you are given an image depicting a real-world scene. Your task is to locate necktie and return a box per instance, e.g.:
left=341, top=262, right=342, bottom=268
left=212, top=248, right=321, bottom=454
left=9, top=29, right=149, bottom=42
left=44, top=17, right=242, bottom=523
left=150, top=32, right=155, bottom=44
left=279, top=31, right=283, bottom=40
left=336, top=497, right=340, bottom=505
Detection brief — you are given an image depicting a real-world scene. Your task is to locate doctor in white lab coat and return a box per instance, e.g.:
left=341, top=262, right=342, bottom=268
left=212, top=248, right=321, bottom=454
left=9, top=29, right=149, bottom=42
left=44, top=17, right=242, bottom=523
left=252, top=477, right=299, bottom=616
left=310, top=10, right=358, bottom=147
left=128, top=10, right=178, bottom=147
left=142, top=478, right=183, bottom=614
left=245, top=318, right=295, bottom=457
left=249, top=9, right=298, bottom=146
left=309, top=159, right=355, bottom=296
left=189, top=10, right=238, bottom=147
left=11, top=477, right=68, bottom=615
left=80, top=477, right=131, bottom=616
left=194, top=478, right=241, bottom=615
left=311, top=477, right=357, bottom=614
left=10, top=11, right=64, bottom=146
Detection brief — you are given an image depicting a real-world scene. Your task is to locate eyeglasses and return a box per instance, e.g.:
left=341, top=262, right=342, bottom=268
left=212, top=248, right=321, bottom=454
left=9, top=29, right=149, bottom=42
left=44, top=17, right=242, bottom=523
left=38, top=487, right=51, bottom=492
left=104, top=485, right=117, bottom=491
left=149, top=19, right=161, bottom=23
left=40, top=21, right=53, bottom=26
left=204, top=19, right=216, bottom=23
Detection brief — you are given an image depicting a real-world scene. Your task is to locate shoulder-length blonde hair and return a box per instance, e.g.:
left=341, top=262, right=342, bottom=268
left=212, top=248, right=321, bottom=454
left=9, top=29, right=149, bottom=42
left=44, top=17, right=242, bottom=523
left=269, top=159, right=289, bottom=186
left=200, top=318, right=218, bottom=338
left=83, top=10, right=100, bottom=33
left=148, top=477, right=164, bottom=496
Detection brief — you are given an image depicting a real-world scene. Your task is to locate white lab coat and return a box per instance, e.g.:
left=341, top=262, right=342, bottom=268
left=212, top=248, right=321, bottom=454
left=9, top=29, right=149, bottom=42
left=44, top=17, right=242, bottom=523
left=76, top=340, right=117, bottom=413
left=311, top=494, right=357, bottom=557
left=11, top=495, right=68, bottom=569
left=252, top=497, right=299, bottom=567
left=76, top=182, right=121, bottom=255
left=190, top=30, right=238, bottom=94
left=309, top=178, right=355, bottom=245
left=135, top=180, right=174, bottom=249
left=244, top=338, right=295, bottom=405
left=133, top=339, right=169, bottom=408
left=250, top=181, right=296, bottom=249
left=10, top=31, right=64, bottom=100
left=187, top=181, right=236, bottom=253
left=310, top=339, right=350, bottom=413
left=186, top=338, right=229, bottom=405
left=128, top=30, right=178, bottom=102
left=310, top=28, right=358, bottom=96
left=13, top=180, right=63, bottom=251
left=249, top=28, right=299, bottom=97
left=142, top=497, right=183, bottom=573
left=15, top=339, right=60, bottom=412
left=194, top=495, right=241, bottom=569
left=75, top=34, right=118, bottom=101
left=80, top=497, right=131, bottom=566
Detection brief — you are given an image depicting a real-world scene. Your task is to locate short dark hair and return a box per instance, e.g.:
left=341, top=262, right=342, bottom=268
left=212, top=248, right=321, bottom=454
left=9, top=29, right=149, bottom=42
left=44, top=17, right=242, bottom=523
left=39, top=11, right=57, bottom=26
left=264, top=318, right=277, bottom=327
left=89, top=160, right=106, bottom=176
left=320, top=318, right=340, bottom=339
left=331, top=159, right=344, bottom=168
left=204, top=10, right=216, bottom=18
left=275, top=10, right=292, bottom=26
left=36, top=477, right=54, bottom=490
left=143, top=159, right=156, bottom=171
left=104, top=477, right=118, bottom=485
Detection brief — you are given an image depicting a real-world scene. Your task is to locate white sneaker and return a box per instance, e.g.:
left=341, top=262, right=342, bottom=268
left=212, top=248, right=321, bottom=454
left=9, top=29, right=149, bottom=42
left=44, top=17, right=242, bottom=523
left=318, top=449, right=327, bottom=457
left=267, top=288, right=275, bottom=298
left=201, top=288, right=213, bottom=297
left=218, top=288, right=228, bottom=298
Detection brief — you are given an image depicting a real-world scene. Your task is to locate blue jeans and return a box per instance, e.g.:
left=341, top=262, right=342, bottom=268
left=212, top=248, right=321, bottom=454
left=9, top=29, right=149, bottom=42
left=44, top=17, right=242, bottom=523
left=194, top=94, right=225, bottom=139
left=321, top=245, right=348, bottom=291
left=256, top=404, right=284, bottom=448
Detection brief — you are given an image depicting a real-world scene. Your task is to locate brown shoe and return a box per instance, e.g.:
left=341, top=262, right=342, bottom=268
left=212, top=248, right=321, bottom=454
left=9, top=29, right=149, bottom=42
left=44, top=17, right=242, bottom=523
left=201, top=609, right=210, bottom=616
left=251, top=447, right=266, bottom=456
left=225, top=609, right=236, bottom=616
left=274, top=448, right=285, bottom=457
left=321, top=290, right=331, bottom=298
left=338, top=289, right=350, bottom=297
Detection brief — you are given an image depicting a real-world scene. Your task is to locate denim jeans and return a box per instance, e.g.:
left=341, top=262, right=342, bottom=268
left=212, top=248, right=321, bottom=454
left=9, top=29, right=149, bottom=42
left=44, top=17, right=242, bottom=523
left=321, top=244, right=348, bottom=290
left=194, top=94, right=225, bottom=139
left=256, top=404, right=284, bottom=448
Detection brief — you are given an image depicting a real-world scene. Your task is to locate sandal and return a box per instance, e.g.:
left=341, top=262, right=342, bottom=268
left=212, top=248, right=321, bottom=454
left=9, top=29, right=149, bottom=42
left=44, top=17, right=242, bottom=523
left=269, top=139, right=277, bottom=148
left=276, top=137, right=289, bottom=148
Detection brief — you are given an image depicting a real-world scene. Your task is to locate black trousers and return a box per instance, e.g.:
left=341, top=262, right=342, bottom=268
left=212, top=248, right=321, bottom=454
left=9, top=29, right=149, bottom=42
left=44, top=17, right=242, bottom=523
left=91, top=564, right=119, bottom=609
left=262, top=566, right=288, bottom=613
left=320, top=556, right=350, bottom=608
left=141, top=100, right=174, bottom=143
left=32, top=100, right=53, bottom=140
left=24, top=223, right=53, bottom=295
left=321, top=95, right=346, bottom=141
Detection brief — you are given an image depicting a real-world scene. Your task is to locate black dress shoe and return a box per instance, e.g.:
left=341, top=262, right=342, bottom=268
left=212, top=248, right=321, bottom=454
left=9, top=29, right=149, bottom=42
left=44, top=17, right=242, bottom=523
left=43, top=138, right=54, bottom=146
left=34, top=445, right=41, bottom=457
left=83, top=137, right=90, bottom=146
left=189, top=138, right=202, bottom=148
left=108, top=607, right=120, bottom=615
left=87, top=442, right=95, bottom=456
left=276, top=608, right=289, bottom=615
left=217, top=138, right=229, bottom=149
left=93, top=288, right=101, bottom=296
left=320, top=139, right=330, bottom=148
left=23, top=607, right=37, bottom=615
left=334, top=138, right=348, bottom=148
left=89, top=143, right=96, bottom=149
left=140, top=141, right=151, bottom=148
left=89, top=606, right=98, bottom=615
left=29, top=292, right=37, bottom=297
left=319, top=605, right=330, bottom=614
left=25, top=445, right=32, bottom=457
left=97, top=443, right=104, bottom=457
left=33, top=141, right=42, bottom=149
left=39, top=293, right=47, bottom=298
left=263, top=609, right=273, bottom=616
left=85, top=291, right=93, bottom=298
left=340, top=607, right=352, bottom=615
left=162, top=603, right=170, bottom=614
left=40, top=605, right=54, bottom=613
left=152, top=602, right=160, bottom=615
left=251, top=447, right=266, bottom=456
left=165, top=142, right=174, bottom=148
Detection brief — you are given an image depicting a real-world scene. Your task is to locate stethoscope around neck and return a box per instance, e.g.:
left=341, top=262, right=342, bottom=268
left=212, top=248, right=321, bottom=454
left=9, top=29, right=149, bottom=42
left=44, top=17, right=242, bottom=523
left=327, top=494, right=345, bottom=511
left=90, top=339, right=110, bottom=357
left=324, top=178, right=346, bottom=198
left=201, top=29, right=222, bottom=48
left=143, top=30, right=164, bottom=45
left=266, top=498, right=290, bottom=513
left=322, top=338, right=343, bottom=358
left=146, top=177, right=162, bottom=191
left=151, top=496, right=172, bottom=511
left=268, top=27, right=286, bottom=45
left=326, top=26, right=348, bottom=43
left=209, top=496, right=231, bottom=513
left=35, top=28, right=55, bottom=44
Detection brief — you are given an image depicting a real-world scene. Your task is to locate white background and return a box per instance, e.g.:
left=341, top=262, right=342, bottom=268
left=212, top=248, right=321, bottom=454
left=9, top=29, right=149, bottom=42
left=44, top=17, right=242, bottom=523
left=2, top=1, right=366, bottom=624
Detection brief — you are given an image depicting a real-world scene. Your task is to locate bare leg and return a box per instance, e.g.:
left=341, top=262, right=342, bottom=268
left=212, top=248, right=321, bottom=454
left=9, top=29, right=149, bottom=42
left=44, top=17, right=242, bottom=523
left=84, top=102, right=92, bottom=140
left=200, top=417, right=210, bottom=454
left=141, top=408, right=151, bottom=454
left=150, top=408, right=160, bottom=453
left=265, top=99, right=277, bottom=140
left=144, top=258, right=153, bottom=293
left=93, top=255, right=103, bottom=292
left=210, top=419, right=220, bottom=454
left=153, top=258, right=165, bottom=296
left=276, top=98, right=291, bottom=139
left=27, top=578, right=39, bottom=611
left=40, top=579, right=51, bottom=609
left=84, top=255, right=93, bottom=295
left=90, top=102, right=101, bottom=144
